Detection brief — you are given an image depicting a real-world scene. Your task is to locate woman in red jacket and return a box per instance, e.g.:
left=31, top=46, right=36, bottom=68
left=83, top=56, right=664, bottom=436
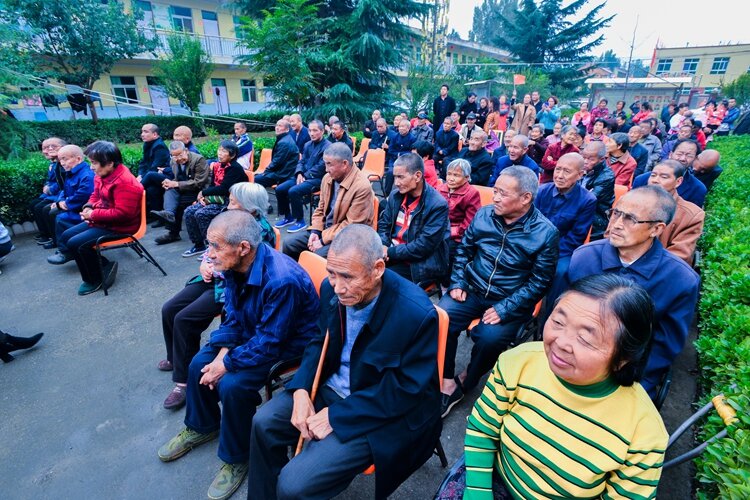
left=437, top=158, right=481, bottom=271
left=540, top=125, right=579, bottom=184
left=54, top=141, right=144, bottom=295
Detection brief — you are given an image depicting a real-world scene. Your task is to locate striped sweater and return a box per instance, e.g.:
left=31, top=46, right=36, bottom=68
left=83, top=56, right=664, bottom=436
left=464, top=343, right=668, bottom=499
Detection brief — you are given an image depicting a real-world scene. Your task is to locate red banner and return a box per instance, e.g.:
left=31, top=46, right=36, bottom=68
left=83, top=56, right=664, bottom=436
left=513, top=74, right=526, bottom=85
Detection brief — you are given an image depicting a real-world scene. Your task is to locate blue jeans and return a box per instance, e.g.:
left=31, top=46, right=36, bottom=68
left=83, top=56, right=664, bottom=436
left=275, top=178, right=321, bottom=221
left=184, top=345, right=270, bottom=464
left=59, top=222, right=119, bottom=284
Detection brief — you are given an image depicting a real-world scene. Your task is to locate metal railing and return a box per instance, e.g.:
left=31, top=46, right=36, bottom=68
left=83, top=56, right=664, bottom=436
left=141, top=28, right=253, bottom=59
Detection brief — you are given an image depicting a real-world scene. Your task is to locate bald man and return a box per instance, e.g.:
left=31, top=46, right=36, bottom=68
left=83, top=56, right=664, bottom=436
left=692, top=149, right=722, bottom=191
left=173, top=125, right=199, bottom=154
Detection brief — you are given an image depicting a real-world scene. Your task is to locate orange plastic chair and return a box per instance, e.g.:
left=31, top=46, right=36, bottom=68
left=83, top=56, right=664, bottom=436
left=473, top=185, right=494, bottom=206
left=583, top=226, right=592, bottom=245
left=614, top=184, right=628, bottom=207
left=371, top=196, right=379, bottom=231
left=273, top=227, right=282, bottom=251
left=94, top=191, right=167, bottom=296
left=362, top=149, right=386, bottom=192
left=350, top=136, right=357, bottom=154
left=298, top=250, right=328, bottom=295
left=245, top=169, right=255, bottom=183
left=353, top=137, right=371, bottom=163
left=255, top=148, right=272, bottom=174
left=363, top=305, right=450, bottom=476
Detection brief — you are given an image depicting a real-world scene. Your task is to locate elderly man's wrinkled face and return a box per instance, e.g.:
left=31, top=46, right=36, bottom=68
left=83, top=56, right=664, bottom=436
left=393, top=116, right=401, bottom=127
left=503, top=130, right=517, bottom=147
left=309, top=123, right=323, bottom=142
left=581, top=148, right=602, bottom=173
left=543, top=292, right=618, bottom=386
left=678, top=126, right=692, bottom=140
left=206, top=230, right=245, bottom=273
left=393, top=164, right=421, bottom=195
left=493, top=174, right=529, bottom=219
left=398, top=121, right=411, bottom=136
left=628, top=127, right=642, bottom=144
left=443, top=119, right=453, bottom=132
left=234, top=123, right=246, bottom=137
left=648, top=163, right=682, bottom=194
left=324, top=155, right=349, bottom=182
left=42, top=140, right=62, bottom=160
left=606, top=193, right=664, bottom=250
left=331, top=123, right=344, bottom=139
left=376, top=120, right=387, bottom=135
left=670, top=142, right=698, bottom=168
left=639, top=122, right=652, bottom=137
left=141, top=126, right=158, bottom=143
left=170, top=148, right=189, bottom=165
left=289, top=115, right=301, bottom=131
left=325, top=248, right=384, bottom=307
left=372, top=110, right=381, bottom=121
left=57, top=149, right=82, bottom=171
left=468, top=134, right=484, bottom=151
left=553, top=156, right=584, bottom=192
left=275, top=120, right=289, bottom=136
left=507, top=137, right=527, bottom=161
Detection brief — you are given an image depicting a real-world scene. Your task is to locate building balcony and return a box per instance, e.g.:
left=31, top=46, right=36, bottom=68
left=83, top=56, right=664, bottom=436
left=139, top=28, right=254, bottom=64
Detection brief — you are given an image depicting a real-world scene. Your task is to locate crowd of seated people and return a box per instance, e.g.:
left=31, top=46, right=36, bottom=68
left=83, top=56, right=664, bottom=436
left=17, top=88, right=728, bottom=497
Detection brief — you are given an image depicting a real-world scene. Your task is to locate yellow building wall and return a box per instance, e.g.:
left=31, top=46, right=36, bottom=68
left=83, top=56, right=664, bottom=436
left=652, top=45, right=750, bottom=90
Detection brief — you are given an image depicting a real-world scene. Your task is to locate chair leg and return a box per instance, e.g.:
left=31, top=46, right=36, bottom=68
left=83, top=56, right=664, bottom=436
left=435, top=439, right=448, bottom=467
left=96, top=245, right=109, bottom=297
left=134, top=242, right=168, bottom=276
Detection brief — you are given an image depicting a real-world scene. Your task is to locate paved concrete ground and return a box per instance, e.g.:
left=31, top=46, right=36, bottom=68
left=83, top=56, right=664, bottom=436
left=1, top=217, right=698, bottom=499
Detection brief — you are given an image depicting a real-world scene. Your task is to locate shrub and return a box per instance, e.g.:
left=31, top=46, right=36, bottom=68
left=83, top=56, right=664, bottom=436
left=693, top=136, right=750, bottom=499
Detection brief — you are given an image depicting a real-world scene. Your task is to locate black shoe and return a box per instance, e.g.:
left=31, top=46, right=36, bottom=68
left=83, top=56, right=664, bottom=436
left=151, top=219, right=165, bottom=228
left=103, top=261, right=118, bottom=290
left=151, top=210, right=176, bottom=225
left=42, top=241, right=57, bottom=250
left=155, top=232, right=181, bottom=245
left=440, top=380, right=464, bottom=418
left=0, top=331, right=44, bottom=363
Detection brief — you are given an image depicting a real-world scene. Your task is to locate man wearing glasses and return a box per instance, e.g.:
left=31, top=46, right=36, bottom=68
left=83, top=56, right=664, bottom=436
left=565, top=185, right=700, bottom=399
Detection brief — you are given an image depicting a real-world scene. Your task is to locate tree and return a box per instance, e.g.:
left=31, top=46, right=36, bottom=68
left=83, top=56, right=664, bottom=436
left=4, top=0, right=156, bottom=123
left=469, top=0, right=519, bottom=43
left=153, top=33, right=214, bottom=114
left=598, top=49, right=621, bottom=70
left=722, top=74, right=750, bottom=106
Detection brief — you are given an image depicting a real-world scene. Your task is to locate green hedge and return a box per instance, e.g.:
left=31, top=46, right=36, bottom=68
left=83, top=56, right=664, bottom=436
left=693, top=136, right=750, bottom=499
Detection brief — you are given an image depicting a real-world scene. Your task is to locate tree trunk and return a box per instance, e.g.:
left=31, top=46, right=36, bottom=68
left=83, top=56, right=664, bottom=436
left=85, top=91, right=99, bottom=124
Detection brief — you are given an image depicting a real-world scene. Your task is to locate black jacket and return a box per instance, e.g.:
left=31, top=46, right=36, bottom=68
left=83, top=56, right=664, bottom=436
left=378, top=184, right=450, bottom=284
left=433, top=95, right=456, bottom=127
left=363, top=119, right=376, bottom=138
left=458, top=147, right=494, bottom=187
left=295, top=138, right=330, bottom=180
left=581, top=161, right=615, bottom=239
left=287, top=272, right=441, bottom=499
left=434, top=128, right=460, bottom=158
left=458, top=99, right=479, bottom=124
left=138, top=137, right=170, bottom=177
left=267, top=132, right=299, bottom=181
left=202, top=160, right=247, bottom=197
left=327, top=131, right=354, bottom=152
left=450, top=205, right=559, bottom=321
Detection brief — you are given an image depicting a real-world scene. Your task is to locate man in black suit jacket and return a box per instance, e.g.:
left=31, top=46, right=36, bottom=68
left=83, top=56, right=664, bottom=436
left=248, top=224, right=441, bottom=500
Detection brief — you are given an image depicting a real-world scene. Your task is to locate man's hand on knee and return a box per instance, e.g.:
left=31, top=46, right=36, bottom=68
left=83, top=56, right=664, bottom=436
left=306, top=407, right=333, bottom=440
left=482, top=307, right=501, bottom=325
left=292, top=390, right=315, bottom=439
left=199, top=348, right=228, bottom=389
left=449, top=288, right=467, bottom=302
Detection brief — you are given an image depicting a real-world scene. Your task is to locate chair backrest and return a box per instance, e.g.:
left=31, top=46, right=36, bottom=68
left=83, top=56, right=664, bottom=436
left=457, top=140, right=463, bottom=152
left=245, top=169, right=255, bottom=183
left=583, top=226, right=592, bottom=245
left=273, top=227, right=281, bottom=251
left=435, top=305, right=449, bottom=391
left=474, top=185, right=494, bottom=206
left=248, top=149, right=254, bottom=171
left=256, top=148, right=272, bottom=174
left=614, top=184, right=628, bottom=207
left=362, top=148, right=386, bottom=178
left=371, top=196, right=379, bottom=230
left=350, top=136, right=357, bottom=153
left=356, top=137, right=371, bottom=157
left=298, top=251, right=327, bottom=296
left=133, top=191, right=148, bottom=239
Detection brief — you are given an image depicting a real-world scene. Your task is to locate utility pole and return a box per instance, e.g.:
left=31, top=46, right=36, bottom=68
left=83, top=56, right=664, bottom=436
left=623, top=15, right=639, bottom=101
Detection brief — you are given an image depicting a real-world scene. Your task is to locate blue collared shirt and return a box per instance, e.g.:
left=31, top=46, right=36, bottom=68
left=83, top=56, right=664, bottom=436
left=210, top=243, right=321, bottom=372
left=567, top=238, right=700, bottom=396
left=534, top=183, right=596, bottom=258
left=632, top=169, right=707, bottom=208
left=489, top=154, right=541, bottom=186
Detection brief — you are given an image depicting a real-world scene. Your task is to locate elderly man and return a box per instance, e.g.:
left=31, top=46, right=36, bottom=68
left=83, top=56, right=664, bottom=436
left=363, top=109, right=381, bottom=138
left=283, top=143, right=374, bottom=260
left=433, top=116, right=460, bottom=176
left=248, top=224, right=441, bottom=500
left=639, top=118, right=663, bottom=172
left=31, top=137, right=67, bottom=245
left=173, top=125, right=199, bottom=154
left=692, top=149, right=722, bottom=191
left=647, top=160, right=705, bottom=265
left=457, top=130, right=494, bottom=187
left=368, top=118, right=394, bottom=151
left=378, top=153, right=449, bottom=284
left=535, top=152, right=596, bottom=309
left=438, top=166, right=559, bottom=416
left=580, top=141, right=615, bottom=240
left=232, top=122, right=254, bottom=169
left=413, top=111, right=434, bottom=143
left=660, top=123, right=693, bottom=160
left=150, top=141, right=210, bottom=245
left=566, top=186, right=700, bottom=397
left=384, top=119, right=416, bottom=193
left=288, top=113, right=311, bottom=154
left=138, top=123, right=171, bottom=215
left=433, top=83, right=457, bottom=127
left=627, top=125, right=650, bottom=177
left=256, top=120, right=299, bottom=188
left=158, top=211, right=320, bottom=500
left=327, top=121, right=354, bottom=151
left=632, top=139, right=707, bottom=208
left=459, top=112, right=482, bottom=145
left=274, top=120, right=330, bottom=234
left=489, top=134, right=541, bottom=185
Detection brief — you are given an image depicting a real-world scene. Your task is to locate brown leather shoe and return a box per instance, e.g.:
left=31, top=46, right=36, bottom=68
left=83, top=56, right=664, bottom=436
left=157, top=359, right=173, bottom=371
left=163, top=385, right=187, bottom=410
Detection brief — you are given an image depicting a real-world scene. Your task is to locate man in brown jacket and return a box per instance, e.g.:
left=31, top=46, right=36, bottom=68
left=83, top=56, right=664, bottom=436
left=283, top=142, right=375, bottom=260
left=647, top=160, right=704, bottom=265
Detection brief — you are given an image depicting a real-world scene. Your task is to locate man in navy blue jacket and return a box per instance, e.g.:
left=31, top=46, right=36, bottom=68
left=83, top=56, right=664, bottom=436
left=384, top=120, right=416, bottom=193
left=433, top=117, right=460, bottom=177
left=565, top=185, right=700, bottom=398
left=256, top=120, right=300, bottom=187
left=289, top=113, right=311, bottom=153
left=158, top=211, right=320, bottom=500
left=488, top=134, right=541, bottom=185
left=274, top=120, right=330, bottom=233
left=248, top=224, right=441, bottom=500
left=632, top=139, right=707, bottom=207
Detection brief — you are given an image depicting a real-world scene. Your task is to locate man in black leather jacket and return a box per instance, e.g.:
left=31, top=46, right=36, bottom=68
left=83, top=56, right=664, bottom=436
left=437, top=165, right=559, bottom=417
left=378, top=153, right=450, bottom=284
left=580, top=142, right=615, bottom=240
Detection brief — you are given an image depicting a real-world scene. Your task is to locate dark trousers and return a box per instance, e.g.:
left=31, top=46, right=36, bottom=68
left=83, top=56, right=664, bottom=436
left=255, top=173, right=285, bottom=187
left=55, top=217, right=80, bottom=253
left=437, top=291, right=529, bottom=391
left=386, top=261, right=413, bottom=282
left=59, top=222, right=119, bottom=284
left=141, top=172, right=171, bottom=214
left=247, top=387, right=373, bottom=500
left=282, top=231, right=330, bottom=261
left=30, top=198, right=54, bottom=238
left=43, top=206, right=60, bottom=244
left=276, top=178, right=321, bottom=221
left=184, top=346, right=269, bottom=464
left=161, top=280, right=221, bottom=384
left=184, top=203, right=225, bottom=246
left=0, top=240, right=13, bottom=257
left=163, top=189, right=198, bottom=236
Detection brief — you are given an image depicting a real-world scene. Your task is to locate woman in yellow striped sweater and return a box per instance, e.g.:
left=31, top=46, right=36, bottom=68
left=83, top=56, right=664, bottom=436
left=464, top=274, right=669, bottom=499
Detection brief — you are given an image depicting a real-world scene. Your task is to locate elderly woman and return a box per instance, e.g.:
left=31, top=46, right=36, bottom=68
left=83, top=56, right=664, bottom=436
left=605, top=132, right=638, bottom=186
left=540, top=125, right=579, bottom=184
left=438, top=159, right=482, bottom=261
left=158, top=182, right=275, bottom=410
left=455, top=274, right=668, bottom=499
left=56, top=141, right=143, bottom=295
left=181, top=140, right=246, bottom=257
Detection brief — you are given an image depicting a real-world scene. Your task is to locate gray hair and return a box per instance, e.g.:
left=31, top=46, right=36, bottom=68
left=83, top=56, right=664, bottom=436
left=394, top=152, right=424, bottom=175
left=277, top=119, right=291, bottom=131
left=446, top=158, right=472, bottom=180
left=330, top=224, right=383, bottom=268
left=169, top=141, right=186, bottom=152
left=376, top=118, right=388, bottom=126
left=500, top=165, right=539, bottom=201
left=323, top=142, right=353, bottom=165
left=558, top=152, right=585, bottom=171
left=628, top=186, right=677, bottom=225
left=653, top=159, right=687, bottom=179
left=512, top=134, right=530, bottom=148
left=584, top=140, right=607, bottom=159
left=308, top=119, right=324, bottom=131
left=560, top=125, right=575, bottom=135
left=473, top=130, right=488, bottom=144
left=208, top=210, right=262, bottom=249
left=230, top=182, right=269, bottom=216
left=531, top=124, right=545, bottom=135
